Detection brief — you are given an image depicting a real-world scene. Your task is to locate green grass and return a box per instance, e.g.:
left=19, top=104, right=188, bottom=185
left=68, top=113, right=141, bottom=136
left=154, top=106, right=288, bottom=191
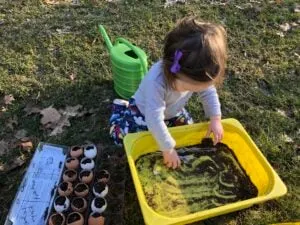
left=0, top=0, right=299, bottom=224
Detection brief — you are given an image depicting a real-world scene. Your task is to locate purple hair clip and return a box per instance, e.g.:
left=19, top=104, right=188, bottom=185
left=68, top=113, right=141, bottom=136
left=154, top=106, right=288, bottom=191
left=170, top=50, right=183, bottom=74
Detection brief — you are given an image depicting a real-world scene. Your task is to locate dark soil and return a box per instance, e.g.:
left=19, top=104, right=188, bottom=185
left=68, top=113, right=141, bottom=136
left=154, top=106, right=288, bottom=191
left=67, top=157, right=75, bottom=163
left=114, top=164, right=125, bottom=172
left=68, top=213, right=81, bottom=223
left=100, top=162, right=111, bottom=170
left=95, top=198, right=105, bottom=208
left=65, top=170, right=76, bottom=177
left=80, top=170, right=91, bottom=178
left=82, top=158, right=92, bottom=164
left=73, top=198, right=84, bottom=208
left=94, top=182, right=106, bottom=193
left=75, top=184, right=88, bottom=192
left=109, top=199, right=123, bottom=213
left=92, top=212, right=103, bottom=218
left=72, top=146, right=82, bottom=152
left=86, top=145, right=94, bottom=150
left=136, top=138, right=259, bottom=215
left=55, top=196, right=66, bottom=205
left=111, top=172, right=125, bottom=183
left=98, top=170, right=110, bottom=179
left=59, top=182, right=68, bottom=191
left=51, top=213, right=64, bottom=224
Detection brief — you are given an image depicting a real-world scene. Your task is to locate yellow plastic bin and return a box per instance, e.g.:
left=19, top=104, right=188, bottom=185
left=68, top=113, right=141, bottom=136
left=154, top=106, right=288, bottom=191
left=124, top=118, right=287, bottom=225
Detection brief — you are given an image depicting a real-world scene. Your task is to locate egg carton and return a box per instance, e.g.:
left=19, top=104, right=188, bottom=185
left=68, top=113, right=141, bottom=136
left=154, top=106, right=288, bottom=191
left=47, top=144, right=109, bottom=225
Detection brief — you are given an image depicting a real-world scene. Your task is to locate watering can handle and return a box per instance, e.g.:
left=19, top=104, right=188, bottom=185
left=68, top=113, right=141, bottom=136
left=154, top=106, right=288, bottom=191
left=115, top=38, right=148, bottom=75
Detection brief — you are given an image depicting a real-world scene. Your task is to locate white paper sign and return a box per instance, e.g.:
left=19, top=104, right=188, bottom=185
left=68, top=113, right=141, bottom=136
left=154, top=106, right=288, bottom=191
left=5, top=143, right=67, bottom=225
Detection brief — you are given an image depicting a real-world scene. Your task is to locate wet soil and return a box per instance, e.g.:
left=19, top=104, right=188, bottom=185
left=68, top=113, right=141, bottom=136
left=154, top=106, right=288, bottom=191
left=95, top=198, right=105, bottom=208
left=73, top=198, right=84, bottom=208
left=68, top=213, right=81, bottom=223
left=51, top=214, right=64, bottom=224
left=135, top=138, right=258, bottom=216
left=75, top=184, right=87, bottom=192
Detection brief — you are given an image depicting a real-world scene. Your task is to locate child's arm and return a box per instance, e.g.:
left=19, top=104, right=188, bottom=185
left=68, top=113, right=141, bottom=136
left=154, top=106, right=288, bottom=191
left=143, top=80, right=181, bottom=169
left=198, top=86, right=223, bottom=145
left=207, top=115, right=223, bottom=145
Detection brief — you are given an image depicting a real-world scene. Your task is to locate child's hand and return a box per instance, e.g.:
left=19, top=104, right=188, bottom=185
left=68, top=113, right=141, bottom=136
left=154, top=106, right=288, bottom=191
left=163, top=149, right=181, bottom=169
left=206, top=116, right=223, bottom=145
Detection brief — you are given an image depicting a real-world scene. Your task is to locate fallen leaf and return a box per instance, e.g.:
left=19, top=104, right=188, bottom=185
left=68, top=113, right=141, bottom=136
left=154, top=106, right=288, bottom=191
left=0, top=140, right=9, bottom=157
left=14, top=129, right=28, bottom=140
left=0, top=156, right=25, bottom=172
left=56, top=26, right=71, bottom=34
left=4, top=94, right=15, bottom=105
left=71, top=0, right=80, bottom=5
left=164, top=0, right=186, bottom=7
left=6, top=115, right=18, bottom=130
left=69, top=72, right=76, bottom=81
left=20, top=141, right=33, bottom=152
left=24, top=103, right=41, bottom=116
left=0, top=106, right=6, bottom=112
left=77, top=108, right=88, bottom=117
left=276, top=31, right=285, bottom=37
left=49, top=115, right=71, bottom=136
left=276, top=109, right=287, bottom=117
left=282, top=134, right=293, bottom=143
left=279, top=23, right=291, bottom=32
left=40, top=106, right=61, bottom=125
left=60, top=105, right=82, bottom=117
left=294, top=4, right=300, bottom=13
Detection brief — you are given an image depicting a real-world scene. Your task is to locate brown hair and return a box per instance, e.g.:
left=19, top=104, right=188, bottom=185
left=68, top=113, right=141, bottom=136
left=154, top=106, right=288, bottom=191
left=163, top=17, right=227, bottom=89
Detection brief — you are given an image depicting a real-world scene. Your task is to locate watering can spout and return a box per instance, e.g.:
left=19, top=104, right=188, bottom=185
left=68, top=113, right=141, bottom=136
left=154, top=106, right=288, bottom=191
left=98, top=25, right=113, bottom=51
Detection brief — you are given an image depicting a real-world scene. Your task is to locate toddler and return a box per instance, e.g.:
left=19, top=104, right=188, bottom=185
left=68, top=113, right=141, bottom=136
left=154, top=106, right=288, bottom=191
left=110, top=17, right=227, bottom=169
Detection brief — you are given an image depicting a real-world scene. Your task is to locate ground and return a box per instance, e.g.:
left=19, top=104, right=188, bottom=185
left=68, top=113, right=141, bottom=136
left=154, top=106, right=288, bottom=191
left=0, top=0, right=299, bottom=224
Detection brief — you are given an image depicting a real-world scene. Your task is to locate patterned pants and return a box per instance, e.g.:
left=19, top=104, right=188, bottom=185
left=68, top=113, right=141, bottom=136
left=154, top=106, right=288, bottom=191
left=109, top=98, right=193, bottom=145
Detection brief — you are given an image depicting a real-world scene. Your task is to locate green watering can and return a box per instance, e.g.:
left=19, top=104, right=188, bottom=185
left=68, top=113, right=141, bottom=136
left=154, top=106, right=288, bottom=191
left=99, top=25, right=148, bottom=99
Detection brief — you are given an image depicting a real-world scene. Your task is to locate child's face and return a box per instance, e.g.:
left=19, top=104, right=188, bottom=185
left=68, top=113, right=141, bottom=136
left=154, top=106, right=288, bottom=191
left=174, top=74, right=214, bottom=92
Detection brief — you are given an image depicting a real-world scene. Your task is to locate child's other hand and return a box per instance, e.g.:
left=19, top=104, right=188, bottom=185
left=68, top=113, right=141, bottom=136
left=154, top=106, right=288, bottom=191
left=206, top=116, right=224, bottom=145
left=163, top=149, right=181, bottom=169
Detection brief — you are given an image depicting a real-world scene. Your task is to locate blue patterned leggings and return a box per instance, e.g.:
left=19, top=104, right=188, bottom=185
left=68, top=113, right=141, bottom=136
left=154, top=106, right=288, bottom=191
left=109, top=98, right=193, bottom=145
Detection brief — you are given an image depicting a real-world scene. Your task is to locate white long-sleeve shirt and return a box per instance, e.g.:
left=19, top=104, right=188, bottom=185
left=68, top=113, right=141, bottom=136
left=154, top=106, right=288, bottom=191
left=134, top=60, right=221, bottom=151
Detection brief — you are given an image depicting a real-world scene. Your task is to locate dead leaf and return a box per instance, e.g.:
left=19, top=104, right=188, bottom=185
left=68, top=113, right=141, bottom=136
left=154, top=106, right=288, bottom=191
left=14, top=129, right=28, bottom=140
left=77, top=108, right=88, bottom=117
left=283, top=134, right=293, bottom=143
left=44, top=0, right=70, bottom=5
left=71, top=0, right=81, bottom=5
left=69, top=72, right=76, bottom=81
left=44, top=0, right=59, bottom=4
left=164, top=0, right=186, bottom=7
left=56, top=26, right=71, bottom=34
left=0, top=106, right=6, bottom=112
left=6, top=115, right=18, bottom=130
left=276, top=109, right=287, bottom=117
left=0, top=140, right=9, bottom=157
left=0, top=156, right=25, bottom=172
left=24, top=103, right=41, bottom=116
left=294, top=4, right=300, bottom=13
left=4, top=94, right=15, bottom=105
left=276, top=31, right=284, bottom=37
left=20, top=141, right=33, bottom=152
left=60, top=105, right=82, bottom=117
left=49, top=115, right=71, bottom=136
left=279, top=23, right=291, bottom=32
left=40, top=106, right=61, bottom=125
